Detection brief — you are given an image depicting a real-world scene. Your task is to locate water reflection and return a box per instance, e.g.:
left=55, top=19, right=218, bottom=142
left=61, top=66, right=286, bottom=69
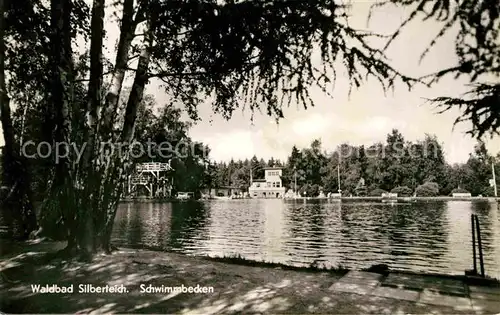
left=199, top=200, right=265, bottom=260
left=262, top=199, right=286, bottom=263
left=285, top=200, right=328, bottom=266
left=111, top=200, right=500, bottom=278
left=168, top=201, right=208, bottom=251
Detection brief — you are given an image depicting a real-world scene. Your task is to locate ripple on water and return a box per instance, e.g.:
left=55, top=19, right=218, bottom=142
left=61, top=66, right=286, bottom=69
left=112, top=200, right=500, bottom=278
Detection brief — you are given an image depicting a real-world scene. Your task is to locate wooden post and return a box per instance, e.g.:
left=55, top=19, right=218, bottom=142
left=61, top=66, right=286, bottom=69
left=471, top=214, right=477, bottom=274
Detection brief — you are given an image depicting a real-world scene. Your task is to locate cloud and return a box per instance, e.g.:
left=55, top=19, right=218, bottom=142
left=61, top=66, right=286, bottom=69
left=201, top=130, right=255, bottom=161
left=291, top=113, right=330, bottom=136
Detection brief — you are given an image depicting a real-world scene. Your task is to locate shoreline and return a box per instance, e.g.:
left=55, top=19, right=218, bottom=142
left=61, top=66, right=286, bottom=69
left=120, top=196, right=500, bottom=203
left=1, top=240, right=499, bottom=314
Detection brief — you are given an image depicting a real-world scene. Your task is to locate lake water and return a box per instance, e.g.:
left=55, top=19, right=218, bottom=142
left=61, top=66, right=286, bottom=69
left=112, top=199, right=500, bottom=278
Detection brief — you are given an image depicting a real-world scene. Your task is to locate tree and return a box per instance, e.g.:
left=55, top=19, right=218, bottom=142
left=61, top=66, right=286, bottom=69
left=30, top=0, right=417, bottom=256
left=461, top=140, right=492, bottom=195
left=380, top=129, right=405, bottom=189
left=415, top=182, right=440, bottom=197
left=4, top=0, right=497, bottom=255
left=0, top=0, right=38, bottom=237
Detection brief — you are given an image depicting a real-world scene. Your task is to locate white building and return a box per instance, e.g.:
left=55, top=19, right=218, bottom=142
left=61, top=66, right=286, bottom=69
left=248, top=167, right=286, bottom=198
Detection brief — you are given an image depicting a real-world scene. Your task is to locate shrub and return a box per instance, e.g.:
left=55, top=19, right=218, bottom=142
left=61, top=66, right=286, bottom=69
left=368, top=188, right=388, bottom=197
left=391, top=186, right=413, bottom=197
left=450, top=187, right=470, bottom=195
left=299, top=184, right=320, bottom=197
left=415, top=182, right=439, bottom=197
left=481, top=186, right=495, bottom=197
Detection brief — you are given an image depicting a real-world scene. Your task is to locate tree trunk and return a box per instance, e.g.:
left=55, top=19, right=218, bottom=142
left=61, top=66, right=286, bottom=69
left=68, top=6, right=155, bottom=255
left=99, top=0, right=136, bottom=139
left=0, top=0, right=37, bottom=238
left=75, top=0, right=105, bottom=254
left=95, top=11, right=155, bottom=253
left=82, top=0, right=138, bottom=251
left=48, top=0, right=76, bottom=246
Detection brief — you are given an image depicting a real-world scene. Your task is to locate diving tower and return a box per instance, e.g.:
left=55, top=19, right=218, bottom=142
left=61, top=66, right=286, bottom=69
left=126, top=162, right=173, bottom=198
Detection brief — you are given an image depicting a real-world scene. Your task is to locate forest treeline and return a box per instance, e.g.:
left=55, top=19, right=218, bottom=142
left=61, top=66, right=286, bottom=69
left=4, top=93, right=498, bottom=201
left=2, top=92, right=498, bottom=204
left=207, top=131, right=500, bottom=198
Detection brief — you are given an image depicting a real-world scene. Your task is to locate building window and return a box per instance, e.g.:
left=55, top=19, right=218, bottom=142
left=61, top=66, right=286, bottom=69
left=276, top=182, right=280, bottom=187
left=272, top=182, right=276, bottom=187
left=256, top=183, right=260, bottom=188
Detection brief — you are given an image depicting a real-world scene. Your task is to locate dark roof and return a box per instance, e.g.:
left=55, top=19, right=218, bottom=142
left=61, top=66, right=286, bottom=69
left=263, top=167, right=282, bottom=170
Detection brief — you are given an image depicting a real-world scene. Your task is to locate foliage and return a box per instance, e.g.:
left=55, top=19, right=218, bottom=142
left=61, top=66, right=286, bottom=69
left=450, top=187, right=470, bottom=195
left=379, top=0, right=500, bottom=138
left=132, top=95, right=209, bottom=195
left=8, top=0, right=420, bottom=253
left=415, top=182, right=440, bottom=197
left=298, top=184, right=320, bottom=197
left=368, top=188, right=387, bottom=197
left=391, top=186, right=413, bottom=197
left=152, top=0, right=416, bottom=121
left=207, top=131, right=499, bottom=198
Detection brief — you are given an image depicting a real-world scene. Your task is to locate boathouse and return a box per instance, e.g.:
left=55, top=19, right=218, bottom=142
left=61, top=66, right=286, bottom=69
left=248, top=167, right=286, bottom=198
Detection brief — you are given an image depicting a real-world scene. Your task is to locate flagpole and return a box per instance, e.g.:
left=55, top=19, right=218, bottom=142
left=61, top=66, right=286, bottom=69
left=337, top=164, right=341, bottom=194
left=492, top=162, right=497, bottom=198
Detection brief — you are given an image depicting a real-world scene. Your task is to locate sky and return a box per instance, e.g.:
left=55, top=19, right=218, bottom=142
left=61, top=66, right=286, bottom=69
left=172, top=1, right=499, bottom=164
left=2, top=0, right=499, bottom=164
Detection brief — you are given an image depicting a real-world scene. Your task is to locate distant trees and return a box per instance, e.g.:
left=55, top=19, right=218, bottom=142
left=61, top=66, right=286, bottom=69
left=451, top=187, right=470, bottom=195
left=391, top=186, right=413, bottom=197
left=133, top=98, right=210, bottom=195
left=207, top=130, right=500, bottom=198
left=415, top=182, right=440, bottom=197
left=368, top=188, right=387, bottom=197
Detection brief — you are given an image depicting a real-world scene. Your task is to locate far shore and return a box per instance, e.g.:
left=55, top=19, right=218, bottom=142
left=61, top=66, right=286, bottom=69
left=120, top=196, right=500, bottom=203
